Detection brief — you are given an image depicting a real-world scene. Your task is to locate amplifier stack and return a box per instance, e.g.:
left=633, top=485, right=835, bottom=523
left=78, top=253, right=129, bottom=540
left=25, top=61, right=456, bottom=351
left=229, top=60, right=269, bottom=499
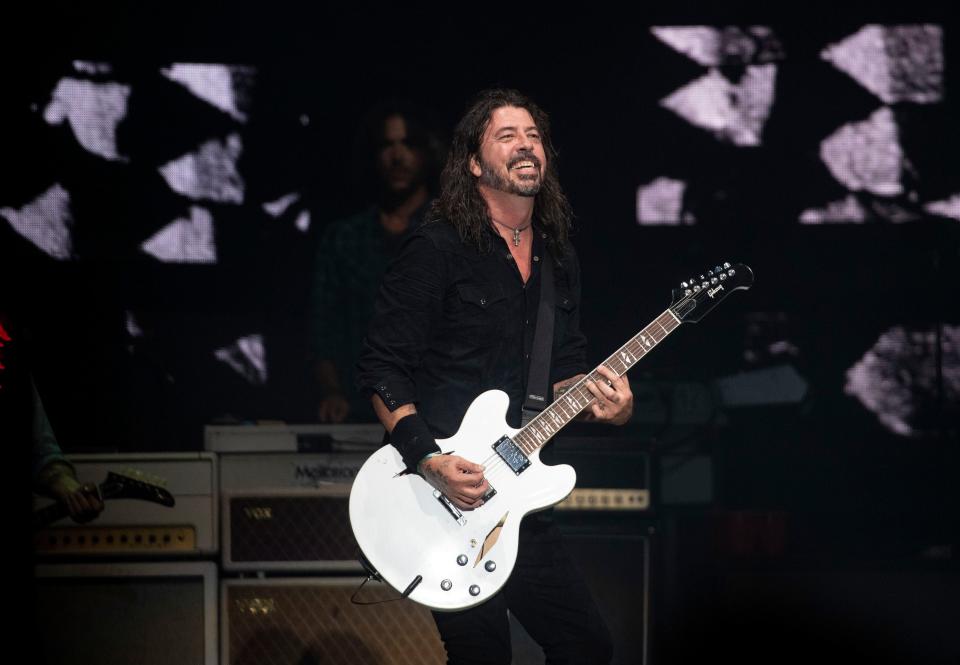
left=33, top=424, right=655, bottom=664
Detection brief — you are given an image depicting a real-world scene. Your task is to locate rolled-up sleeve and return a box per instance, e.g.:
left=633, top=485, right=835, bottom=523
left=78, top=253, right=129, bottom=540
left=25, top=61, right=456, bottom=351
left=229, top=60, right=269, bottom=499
left=355, top=232, right=445, bottom=411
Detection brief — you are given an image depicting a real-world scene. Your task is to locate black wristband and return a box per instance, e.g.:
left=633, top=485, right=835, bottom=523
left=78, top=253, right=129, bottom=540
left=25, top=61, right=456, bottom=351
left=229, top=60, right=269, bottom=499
left=390, top=413, right=441, bottom=472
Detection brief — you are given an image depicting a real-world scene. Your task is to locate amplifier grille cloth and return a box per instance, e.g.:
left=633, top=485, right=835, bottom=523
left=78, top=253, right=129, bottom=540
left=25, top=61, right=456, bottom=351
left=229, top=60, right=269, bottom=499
left=231, top=495, right=358, bottom=562
left=227, top=582, right=446, bottom=665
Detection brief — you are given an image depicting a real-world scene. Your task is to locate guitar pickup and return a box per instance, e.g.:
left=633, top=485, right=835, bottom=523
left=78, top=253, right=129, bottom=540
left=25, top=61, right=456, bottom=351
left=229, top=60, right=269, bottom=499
left=433, top=489, right=467, bottom=526
left=493, top=436, right=530, bottom=475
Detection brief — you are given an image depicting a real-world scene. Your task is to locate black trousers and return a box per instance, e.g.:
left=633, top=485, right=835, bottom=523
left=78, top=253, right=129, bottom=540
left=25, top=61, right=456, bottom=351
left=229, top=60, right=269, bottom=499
left=432, top=512, right=613, bottom=665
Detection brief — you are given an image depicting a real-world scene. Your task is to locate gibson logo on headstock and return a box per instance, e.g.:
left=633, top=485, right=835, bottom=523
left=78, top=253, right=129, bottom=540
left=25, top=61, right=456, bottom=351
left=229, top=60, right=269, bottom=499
left=707, top=284, right=725, bottom=298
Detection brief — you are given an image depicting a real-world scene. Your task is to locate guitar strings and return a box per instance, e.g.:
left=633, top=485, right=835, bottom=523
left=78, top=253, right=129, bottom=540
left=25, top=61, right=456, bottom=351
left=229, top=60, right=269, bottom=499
left=433, top=278, right=745, bottom=512
left=449, top=293, right=695, bottom=487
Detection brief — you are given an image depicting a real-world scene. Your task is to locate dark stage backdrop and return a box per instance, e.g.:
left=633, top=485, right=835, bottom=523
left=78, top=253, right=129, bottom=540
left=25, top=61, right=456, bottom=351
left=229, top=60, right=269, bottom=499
left=3, top=11, right=958, bottom=554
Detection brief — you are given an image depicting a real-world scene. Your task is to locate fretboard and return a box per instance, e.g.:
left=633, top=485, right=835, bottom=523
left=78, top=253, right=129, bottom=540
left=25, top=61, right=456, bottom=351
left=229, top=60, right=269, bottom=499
left=511, top=309, right=681, bottom=454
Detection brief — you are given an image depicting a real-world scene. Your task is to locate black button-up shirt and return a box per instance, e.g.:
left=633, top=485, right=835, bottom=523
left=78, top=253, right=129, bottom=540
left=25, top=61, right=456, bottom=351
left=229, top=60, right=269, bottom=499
left=356, top=219, right=588, bottom=458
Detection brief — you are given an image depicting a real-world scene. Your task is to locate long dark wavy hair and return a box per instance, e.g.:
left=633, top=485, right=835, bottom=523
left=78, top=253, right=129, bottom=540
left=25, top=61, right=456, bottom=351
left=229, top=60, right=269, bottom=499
left=429, top=89, right=573, bottom=258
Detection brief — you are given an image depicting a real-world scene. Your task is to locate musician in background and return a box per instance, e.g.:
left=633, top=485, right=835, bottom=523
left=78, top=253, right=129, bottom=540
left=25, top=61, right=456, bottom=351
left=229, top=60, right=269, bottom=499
left=32, top=379, right=104, bottom=523
left=311, top=99, right=444, bottom=423
left=357, top=89, right=632, bottom=664
left=1, top=313, right=103, bottom=523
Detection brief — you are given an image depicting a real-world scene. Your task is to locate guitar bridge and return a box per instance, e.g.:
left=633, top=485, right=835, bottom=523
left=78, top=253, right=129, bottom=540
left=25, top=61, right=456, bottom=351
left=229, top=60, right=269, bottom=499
left=433, top=489, right=467, bottom=526
left=493, top=436, right=530, bottom=475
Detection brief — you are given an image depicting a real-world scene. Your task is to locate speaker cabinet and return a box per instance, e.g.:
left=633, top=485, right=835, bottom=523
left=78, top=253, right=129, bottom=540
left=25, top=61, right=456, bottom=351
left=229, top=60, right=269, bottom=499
left=222, top=577, right=446, bottom=665
left=511, top=519, right=653, bottom=665
left=34, top=562, right=218, bottom=665
left=223, top=487, right=362, bottom=572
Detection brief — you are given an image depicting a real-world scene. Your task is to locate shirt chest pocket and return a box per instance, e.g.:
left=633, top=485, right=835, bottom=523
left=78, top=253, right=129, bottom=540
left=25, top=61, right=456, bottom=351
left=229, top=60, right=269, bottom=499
left=446, top=282, right=508, bottom=345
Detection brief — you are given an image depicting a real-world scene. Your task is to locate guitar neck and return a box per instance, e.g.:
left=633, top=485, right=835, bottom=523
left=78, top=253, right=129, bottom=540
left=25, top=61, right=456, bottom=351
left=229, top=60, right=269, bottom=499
left=512, top=308, right=682, bottom=454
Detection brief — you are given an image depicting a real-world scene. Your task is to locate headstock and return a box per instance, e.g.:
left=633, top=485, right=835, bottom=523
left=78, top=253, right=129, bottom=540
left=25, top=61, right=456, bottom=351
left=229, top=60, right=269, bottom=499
left=670, top=262, right=754, bottom=323
left=101, top=469, right=176, bottom=507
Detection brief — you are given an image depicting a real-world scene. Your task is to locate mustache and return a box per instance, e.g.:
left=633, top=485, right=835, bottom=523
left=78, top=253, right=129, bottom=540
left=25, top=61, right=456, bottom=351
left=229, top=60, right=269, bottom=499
left=507, top=152, right=542, bottom=170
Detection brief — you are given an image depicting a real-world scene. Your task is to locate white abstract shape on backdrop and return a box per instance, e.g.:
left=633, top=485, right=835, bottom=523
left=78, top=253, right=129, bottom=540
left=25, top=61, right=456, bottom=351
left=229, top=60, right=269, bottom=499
left=923, top=194, right=960, bottom=221
left=214, top=334, right=268, bottom=384
left=636, top=177, right=694, bottom=225
left=141, top=206, right=217, bottom=263
left=294, top=210, right=311, bottom=232
left=125, top=311, right=144, bottom=338
left=799, top=195, right=868, bottom=224
left=819, top=107, right=903, bottom=196
left=262, top=192, right=301, bottom=218
left=158, top=134, right=245, bottom=204
left=651, top=25, right=784, bottom=66
left=660, top=64, right=777, bottom=147
left=821, top=24, right=943, bottom=104
left=845, top=325, right=960, bottom=437
left=0, top=183, right=75, bottom=260
left=72, top=61, right=113, bottom=75
left=161, top=63, right=255, bottom=123
left=43, top=78, right=130, bottom=161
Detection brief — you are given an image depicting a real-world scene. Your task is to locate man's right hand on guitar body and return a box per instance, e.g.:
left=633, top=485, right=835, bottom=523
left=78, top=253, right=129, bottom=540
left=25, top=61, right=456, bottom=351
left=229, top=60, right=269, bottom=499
left=418, top=454, right=489, bottom=511
left=372, top=397, right=489, bottom=511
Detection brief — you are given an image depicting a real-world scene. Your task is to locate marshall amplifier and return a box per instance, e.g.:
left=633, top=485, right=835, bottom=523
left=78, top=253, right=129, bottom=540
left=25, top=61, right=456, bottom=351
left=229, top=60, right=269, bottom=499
left=223, top=486, right=362, bottom=572
left=222, top=577, right=446, bottom=665
left=213, top=424, right=381, bottom=572
left=205, top=423, right=385, bottom=453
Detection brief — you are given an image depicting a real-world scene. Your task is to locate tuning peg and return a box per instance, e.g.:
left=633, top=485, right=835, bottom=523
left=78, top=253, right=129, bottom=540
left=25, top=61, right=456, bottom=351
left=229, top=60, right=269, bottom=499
left=681, top=281, right=689, bottom=288
left=707, top=269, right=714, bottom=277
left=723, top=262, right=731, bottom=269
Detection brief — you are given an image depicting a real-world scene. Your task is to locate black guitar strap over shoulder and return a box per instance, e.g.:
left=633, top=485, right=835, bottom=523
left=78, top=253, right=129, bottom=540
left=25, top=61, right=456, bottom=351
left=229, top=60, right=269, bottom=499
left=521, top=249, right=555, bottom=427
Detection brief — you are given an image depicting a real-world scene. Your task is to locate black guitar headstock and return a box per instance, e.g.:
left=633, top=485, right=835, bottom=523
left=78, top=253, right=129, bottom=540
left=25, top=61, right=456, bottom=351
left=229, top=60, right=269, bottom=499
left=670, top=262, right=754, bottom=323
left=101, top=469, right=176, bottom=507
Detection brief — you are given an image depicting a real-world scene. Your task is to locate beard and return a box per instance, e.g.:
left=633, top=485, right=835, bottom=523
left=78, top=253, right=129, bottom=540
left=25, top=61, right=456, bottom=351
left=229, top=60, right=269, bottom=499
left=478, top=152, right=542, bottom=197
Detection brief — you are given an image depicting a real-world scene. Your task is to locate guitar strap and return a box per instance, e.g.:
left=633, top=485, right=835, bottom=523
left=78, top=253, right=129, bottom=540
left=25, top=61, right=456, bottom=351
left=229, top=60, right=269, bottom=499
left=521, top=248, right=555, bottom=427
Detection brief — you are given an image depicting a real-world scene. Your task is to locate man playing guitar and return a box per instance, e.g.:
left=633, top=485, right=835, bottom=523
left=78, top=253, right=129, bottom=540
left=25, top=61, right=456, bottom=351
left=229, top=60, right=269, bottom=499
left=356, top=88, right=632, bottom=665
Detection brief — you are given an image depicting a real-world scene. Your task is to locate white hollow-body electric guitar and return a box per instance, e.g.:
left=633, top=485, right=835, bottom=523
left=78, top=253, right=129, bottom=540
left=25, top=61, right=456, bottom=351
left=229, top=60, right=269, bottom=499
left=350, top=262, right=753, bottom=611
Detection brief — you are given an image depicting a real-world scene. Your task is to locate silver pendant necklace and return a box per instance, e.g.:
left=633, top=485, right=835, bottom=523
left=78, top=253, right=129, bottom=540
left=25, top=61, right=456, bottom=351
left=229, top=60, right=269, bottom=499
left=492, top=219, right=531, bottom=246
